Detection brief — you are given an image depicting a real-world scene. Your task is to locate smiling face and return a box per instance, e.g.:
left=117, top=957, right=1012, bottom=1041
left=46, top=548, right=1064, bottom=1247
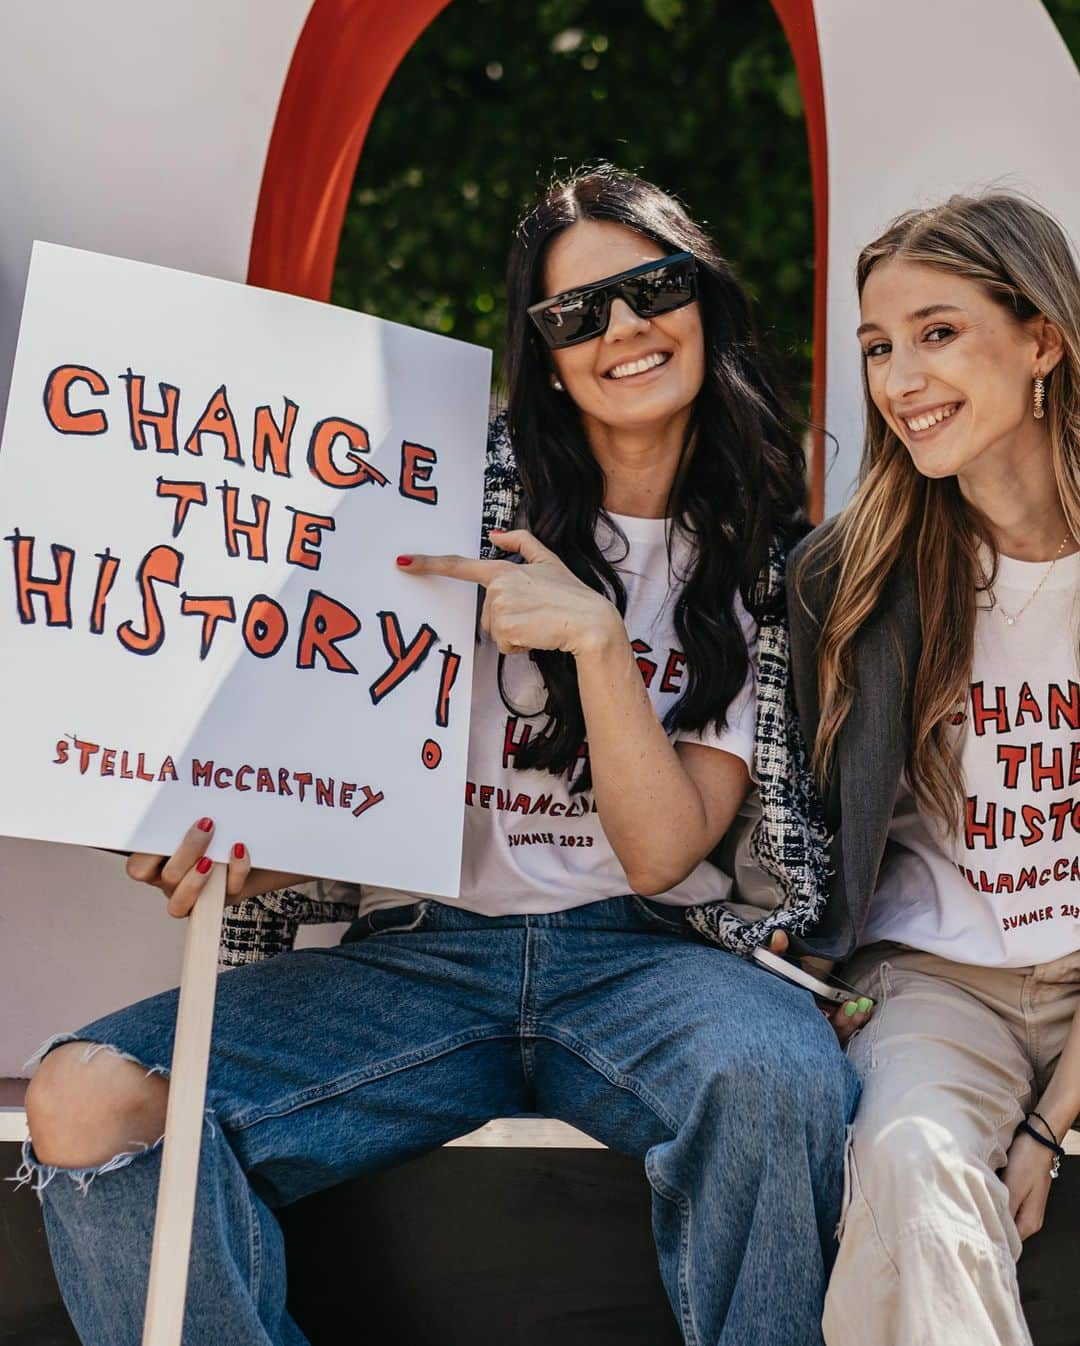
left=857, top=257, right=1056, bottom=483
left=541, top=219, right=706, bottom=439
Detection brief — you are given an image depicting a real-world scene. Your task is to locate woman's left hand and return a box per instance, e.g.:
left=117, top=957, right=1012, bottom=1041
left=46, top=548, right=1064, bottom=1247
left=400, top=529, right=622, bottom=659
left=1002, top=1128, right=1055, bottom=1241
left=767, top=930, right=873, bottom=1046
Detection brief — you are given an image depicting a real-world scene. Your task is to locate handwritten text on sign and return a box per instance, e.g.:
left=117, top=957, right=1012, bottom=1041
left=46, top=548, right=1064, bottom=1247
left=0, top=244, right=490, bottom=896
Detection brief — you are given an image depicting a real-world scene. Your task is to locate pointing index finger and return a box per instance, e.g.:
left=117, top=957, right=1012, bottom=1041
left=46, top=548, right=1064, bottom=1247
left=398, top=553, right=505, bottom=586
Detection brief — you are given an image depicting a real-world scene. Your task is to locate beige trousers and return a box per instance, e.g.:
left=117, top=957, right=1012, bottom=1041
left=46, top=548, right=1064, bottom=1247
left=823, top=944, right=1080, bottom=1346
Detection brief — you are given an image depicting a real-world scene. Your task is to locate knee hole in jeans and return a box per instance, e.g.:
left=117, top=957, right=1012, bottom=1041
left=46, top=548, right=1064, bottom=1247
left=25, top=1040, right=169, bottom=1169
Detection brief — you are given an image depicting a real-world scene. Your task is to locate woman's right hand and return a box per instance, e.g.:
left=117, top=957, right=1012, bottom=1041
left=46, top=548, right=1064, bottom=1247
left=768, top=930, right=874, bottom=1045
left=125, top=817, right=305, bottom=918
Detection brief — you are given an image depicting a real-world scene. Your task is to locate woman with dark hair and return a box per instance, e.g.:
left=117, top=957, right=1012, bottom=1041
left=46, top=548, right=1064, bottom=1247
left=786, top=191, right=1080, bottom=1346
left=24, top=168, right=857, bottom=1346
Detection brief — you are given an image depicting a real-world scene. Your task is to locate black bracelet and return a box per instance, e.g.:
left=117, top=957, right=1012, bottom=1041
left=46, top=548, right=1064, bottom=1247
left=1017, top=1120, right=1066, bottom=1178
left=1030, top=1110, right=1060, bottom=1147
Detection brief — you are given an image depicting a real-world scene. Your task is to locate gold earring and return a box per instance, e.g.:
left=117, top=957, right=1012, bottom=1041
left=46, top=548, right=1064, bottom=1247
left=1034, top=376, right=1046, bottom=420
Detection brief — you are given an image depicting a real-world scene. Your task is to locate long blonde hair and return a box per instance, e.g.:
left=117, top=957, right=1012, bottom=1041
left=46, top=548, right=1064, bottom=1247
left=805, top=193, right=1080, bottom=829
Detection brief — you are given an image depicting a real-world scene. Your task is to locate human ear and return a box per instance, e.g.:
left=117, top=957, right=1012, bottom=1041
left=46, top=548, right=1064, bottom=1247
left=1029, top=315, right=1066, bottom=376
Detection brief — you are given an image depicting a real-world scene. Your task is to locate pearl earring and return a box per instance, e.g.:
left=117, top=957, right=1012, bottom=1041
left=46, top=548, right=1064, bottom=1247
left=1034, top=376, right=1046, bottom=420
left=551, top=375, right=564, bottom=392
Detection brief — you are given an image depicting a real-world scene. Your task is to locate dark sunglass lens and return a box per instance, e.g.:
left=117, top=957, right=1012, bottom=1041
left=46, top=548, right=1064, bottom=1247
left=629, top=263, right=695, bottom=316
left=538, top=291, right=608, bottom=347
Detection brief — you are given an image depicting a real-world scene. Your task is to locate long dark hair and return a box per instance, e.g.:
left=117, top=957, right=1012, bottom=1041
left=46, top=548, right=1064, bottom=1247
left=503, top=167, right=808, bottom=787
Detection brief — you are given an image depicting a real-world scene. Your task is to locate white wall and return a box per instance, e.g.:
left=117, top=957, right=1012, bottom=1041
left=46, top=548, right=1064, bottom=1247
left=0, top=0, right=312, bottom=433
left=1, top=838, right=347, bottom=1076
left=817, top=0, right=1080, bottom=514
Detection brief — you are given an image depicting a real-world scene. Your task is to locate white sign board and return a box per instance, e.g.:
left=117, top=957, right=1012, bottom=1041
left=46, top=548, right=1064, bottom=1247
left=0, top=243, right=490, bottom=897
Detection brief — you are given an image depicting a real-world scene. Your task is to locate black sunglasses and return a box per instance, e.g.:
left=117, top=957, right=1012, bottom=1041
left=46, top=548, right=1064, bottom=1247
left=527, top=252, right=698, bottom=350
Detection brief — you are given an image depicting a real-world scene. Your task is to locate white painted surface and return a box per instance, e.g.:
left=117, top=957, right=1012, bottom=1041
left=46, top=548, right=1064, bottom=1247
left=448, top=1119, right=605, bottom=1149
left=816, top=0, right=1080, bottom=514
left=0, top=836, right=348, bottom=1077
left=0, top=1111, right=30, bottom=1144
left=0, top=1, right=311, bottom=436
left=1, top=841, right=184, bottom=1076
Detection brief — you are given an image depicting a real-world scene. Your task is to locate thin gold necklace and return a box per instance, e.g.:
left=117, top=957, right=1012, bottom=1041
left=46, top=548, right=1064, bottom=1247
left=989, top=534, right=1071, bottom=627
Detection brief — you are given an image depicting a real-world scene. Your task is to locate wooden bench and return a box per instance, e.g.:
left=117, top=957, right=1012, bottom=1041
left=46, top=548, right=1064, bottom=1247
left=2, top=1088, right=1078, bottom=1345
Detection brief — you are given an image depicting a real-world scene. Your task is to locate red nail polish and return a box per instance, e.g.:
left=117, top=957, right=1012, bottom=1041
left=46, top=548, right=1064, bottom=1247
left=197, top=817, right=213, bottom=832
left=196, top=856, right=212, bottom=875
left=233, top=843, right=246, bottom=860
left=396, top=555, right=413, bottom=567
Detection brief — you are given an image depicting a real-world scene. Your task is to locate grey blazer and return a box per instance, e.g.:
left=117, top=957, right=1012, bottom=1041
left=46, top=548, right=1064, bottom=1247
left=785, top=522, right=922, bottom=961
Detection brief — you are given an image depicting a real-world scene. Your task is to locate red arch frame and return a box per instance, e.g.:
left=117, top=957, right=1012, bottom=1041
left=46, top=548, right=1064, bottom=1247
left=249, top=0, right=828, bottom=518
left=248, top=0, right=452, bottom=301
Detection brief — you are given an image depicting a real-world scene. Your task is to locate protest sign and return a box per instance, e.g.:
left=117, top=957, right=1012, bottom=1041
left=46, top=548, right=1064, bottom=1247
left=0, top=243, right=490, bottom=897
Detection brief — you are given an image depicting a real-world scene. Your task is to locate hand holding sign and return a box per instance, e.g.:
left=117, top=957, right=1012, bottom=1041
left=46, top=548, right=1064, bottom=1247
left=125, top=817, right=266, bottom=918
left=400, top=528, right=623, bottom=659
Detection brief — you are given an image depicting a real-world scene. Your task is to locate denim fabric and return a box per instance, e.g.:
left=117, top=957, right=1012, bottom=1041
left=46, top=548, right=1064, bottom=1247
left=25, top=896, right=859, bottom=1346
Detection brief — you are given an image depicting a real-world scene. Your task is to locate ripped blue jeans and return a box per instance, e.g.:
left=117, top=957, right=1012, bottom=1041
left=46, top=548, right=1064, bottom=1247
left=20, top=896, right=858, bottom=1346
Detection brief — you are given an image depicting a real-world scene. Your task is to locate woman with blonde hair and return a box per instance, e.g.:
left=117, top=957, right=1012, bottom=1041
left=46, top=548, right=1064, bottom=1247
left=786, top=192, right=1080, bottom=1346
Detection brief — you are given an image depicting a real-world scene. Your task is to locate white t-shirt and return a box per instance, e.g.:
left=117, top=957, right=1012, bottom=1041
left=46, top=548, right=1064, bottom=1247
left=865, top=548, right=1080, bottom=967
left=358, top=511, right=757, bottom=916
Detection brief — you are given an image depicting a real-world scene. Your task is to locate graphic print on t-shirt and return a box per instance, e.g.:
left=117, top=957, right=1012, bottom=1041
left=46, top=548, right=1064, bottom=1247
left=451, top=511, right=757, bottom=916
left=868, top=549, right=1080, bottom=967
left=469, top=631, right=696, bottom=827
left=959, top=678, right=1080, bottom=896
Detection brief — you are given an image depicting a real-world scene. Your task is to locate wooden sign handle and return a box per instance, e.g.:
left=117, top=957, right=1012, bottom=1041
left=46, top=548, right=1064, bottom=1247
left=141, top=863, right=227, bottom=1346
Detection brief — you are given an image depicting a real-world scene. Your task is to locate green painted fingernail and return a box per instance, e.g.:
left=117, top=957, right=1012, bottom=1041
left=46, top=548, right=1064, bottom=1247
left=857, top=998, right=873, bottom=1013
left=843, top=1001, right=858, bottom=1017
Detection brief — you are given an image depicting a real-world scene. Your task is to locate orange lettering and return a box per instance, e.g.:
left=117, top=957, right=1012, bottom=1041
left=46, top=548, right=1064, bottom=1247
left=121, top=369, right=179, bottom=452
left=296, top=589, right=361, bottom=673
left=252, top=399, right=297, bottom=477
left=184, top=385, right=241, bottom=462
left=369, top=610, right=438, bottom=704
left=6, top=530, right=74, bottom=626
left=180, top=594, right=237, bottom=659
left=286, top=508, right=335, bottom=571
left=44, top=365, right=108, bottom=435
left=90, top=548, right=121, bottom=634
left=399, top=441, right=438, bottom=505
left=116, top=545, right=183, bottom=655
left=307, top=417, right=388, bottom=489
left=156, top=478, right=207, bottom=537
left=218, top=483, right=269, bottom=561
left=242, top=594, right=288, bottom=658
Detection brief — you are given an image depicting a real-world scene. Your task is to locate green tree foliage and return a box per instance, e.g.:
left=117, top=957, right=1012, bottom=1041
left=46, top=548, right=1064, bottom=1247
left=333, top=0, right=813, bottom=393
left=333, top=0, right=1079, bottom=405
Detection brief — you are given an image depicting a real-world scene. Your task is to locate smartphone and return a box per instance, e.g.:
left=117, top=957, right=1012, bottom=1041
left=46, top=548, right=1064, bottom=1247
left=751, top=946, right=873, bottom=1011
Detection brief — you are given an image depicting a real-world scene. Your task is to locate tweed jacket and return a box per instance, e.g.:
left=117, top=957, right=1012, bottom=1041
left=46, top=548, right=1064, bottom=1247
left=784, top=521, right=922, bottom=961
left=218, top=416, right=833, bottom=964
